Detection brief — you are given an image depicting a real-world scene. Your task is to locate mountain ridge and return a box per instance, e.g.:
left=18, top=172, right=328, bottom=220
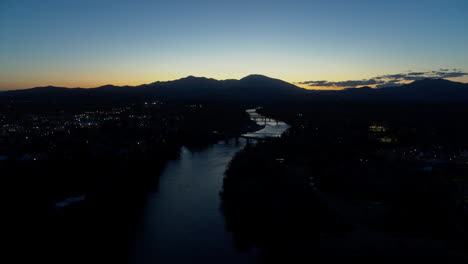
left=1, top=76, right=468, bottom=102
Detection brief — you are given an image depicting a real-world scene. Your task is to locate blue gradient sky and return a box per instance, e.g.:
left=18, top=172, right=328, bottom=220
left=1, top=0, right=467, bottom=90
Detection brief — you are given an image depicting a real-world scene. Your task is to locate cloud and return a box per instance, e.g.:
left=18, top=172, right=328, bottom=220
left=298, top=79, right=383, bottom=87
left=435, top=71, right=468, bottom=78
left=377, top=74, right=406, bottom=80
left=299, top=69, right=468, bottom=89
left=407, top=72, right=425, bottom=76
left=299, top=80, right=329, bottom=86
left=375, top=79, right=403, bottom=88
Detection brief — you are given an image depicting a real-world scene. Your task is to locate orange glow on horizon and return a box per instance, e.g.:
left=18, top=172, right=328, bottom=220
left=295, top=83, right=346, bottom=90
left=1, top=75, right=467, bottom=91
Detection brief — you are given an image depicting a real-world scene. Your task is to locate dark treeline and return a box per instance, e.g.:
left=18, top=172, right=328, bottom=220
left=222, top=102, right=468, bottom=263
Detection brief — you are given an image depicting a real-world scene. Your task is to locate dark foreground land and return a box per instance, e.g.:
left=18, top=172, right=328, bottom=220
left=222, top=102, right=468, bottom=263
left=2, top=100, right=259, bottom=263
left=3, top=97, right=468, bottom=263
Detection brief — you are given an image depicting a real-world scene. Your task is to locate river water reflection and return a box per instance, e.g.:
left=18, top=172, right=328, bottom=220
left=129, top=109, right=288, bottom=263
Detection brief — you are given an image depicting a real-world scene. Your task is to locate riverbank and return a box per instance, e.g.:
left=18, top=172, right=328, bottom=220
left=128, top=109, right=289, bottom=264
left=221, top=105, right=468, bottom=263
left=7, top=103, right=262, bottom=263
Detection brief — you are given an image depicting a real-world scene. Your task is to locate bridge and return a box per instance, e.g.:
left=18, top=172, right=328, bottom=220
left=218, top=111, right=285, bottom=144
left=218, top=132, right=280, bottom=145
left=249, top=114, right=279, bottom=125
left=226, top=133, right=281, bottom=144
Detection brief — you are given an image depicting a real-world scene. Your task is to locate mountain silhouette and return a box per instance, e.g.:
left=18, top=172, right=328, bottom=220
left=135, top=74, right=305, bottom=101
left=235, top=74, right=304, bottom=95
left=1, top=76, right=467, bottom=103
left=327, top=78, right=468, bottom=102
left=376, top=78, right=468, bottom=101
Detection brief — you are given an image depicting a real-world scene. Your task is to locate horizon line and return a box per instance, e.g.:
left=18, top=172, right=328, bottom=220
left=1, top=75, right=465, bottom=92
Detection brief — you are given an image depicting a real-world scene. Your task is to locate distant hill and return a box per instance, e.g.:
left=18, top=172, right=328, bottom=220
left=133, top=74, right=306, bottom=101
left=0, top=74, right=306, bottom=103
left=305, top=78, right=468, bottom=102
left=375, top=78, right=468, bottom=101
left=1, top=76, right=468, bottom=104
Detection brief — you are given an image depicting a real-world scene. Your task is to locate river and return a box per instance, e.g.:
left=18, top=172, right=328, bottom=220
left=128, top=109, right=289, bottom=263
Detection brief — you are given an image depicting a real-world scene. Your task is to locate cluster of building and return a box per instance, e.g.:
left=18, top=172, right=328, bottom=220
left=368, top=123, right=468, bottom=208
left=0, top=101, right=183, bottom=161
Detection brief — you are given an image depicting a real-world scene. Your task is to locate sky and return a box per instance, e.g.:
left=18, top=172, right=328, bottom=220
left=1, top=0, right=467, bottom=90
